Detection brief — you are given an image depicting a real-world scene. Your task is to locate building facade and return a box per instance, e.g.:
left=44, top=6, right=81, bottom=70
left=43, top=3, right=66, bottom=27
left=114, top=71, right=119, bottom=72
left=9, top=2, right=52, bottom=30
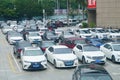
left=88, top=0, right=120, bottom=28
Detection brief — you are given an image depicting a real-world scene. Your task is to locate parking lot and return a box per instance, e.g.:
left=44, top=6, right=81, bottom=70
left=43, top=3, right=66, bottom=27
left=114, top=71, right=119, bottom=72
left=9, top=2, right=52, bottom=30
left=0, top=27, right=120, bottom=80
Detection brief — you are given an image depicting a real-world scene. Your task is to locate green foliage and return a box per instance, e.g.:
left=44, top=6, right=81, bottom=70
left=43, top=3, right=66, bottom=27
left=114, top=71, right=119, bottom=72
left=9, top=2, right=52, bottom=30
left=0, top=0, right=88, bottom=20
left=82, top=22, right=88, bottom=28
left=89, top=22, right=96, bottom=28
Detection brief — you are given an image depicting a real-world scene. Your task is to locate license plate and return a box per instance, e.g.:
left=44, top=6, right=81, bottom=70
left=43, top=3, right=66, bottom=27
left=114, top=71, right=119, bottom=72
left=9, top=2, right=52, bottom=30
left=95, top=59, right=101, bottom=63
left=33, top=64, right=39, bottom=67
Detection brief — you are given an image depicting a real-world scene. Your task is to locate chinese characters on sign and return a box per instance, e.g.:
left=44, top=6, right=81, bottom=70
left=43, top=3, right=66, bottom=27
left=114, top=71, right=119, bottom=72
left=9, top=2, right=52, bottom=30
left=87, top=0, right=96, bottom=9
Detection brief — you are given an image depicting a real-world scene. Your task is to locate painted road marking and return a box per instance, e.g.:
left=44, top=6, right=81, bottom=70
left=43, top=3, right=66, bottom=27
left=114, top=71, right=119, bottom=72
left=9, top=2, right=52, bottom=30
left=8, top=53, right=22, bottom=73
left=8, top=54, right=17, bottom=73
left=10, top=52, right=22, bottom=72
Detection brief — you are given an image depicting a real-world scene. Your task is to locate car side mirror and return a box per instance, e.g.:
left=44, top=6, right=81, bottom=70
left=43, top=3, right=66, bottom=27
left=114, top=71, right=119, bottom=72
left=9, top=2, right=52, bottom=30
left=79, top=49, right=82, bottom=52
left=109, top=48, right=112, bottom=51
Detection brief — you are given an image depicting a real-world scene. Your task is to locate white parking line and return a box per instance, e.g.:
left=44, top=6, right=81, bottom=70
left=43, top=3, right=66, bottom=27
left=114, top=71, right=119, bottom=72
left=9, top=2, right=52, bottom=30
left=0, top=70, right=11, bottom=72
left=47, top=63, right=54, bottom=71
left=112, top=73, right=120, bottom=75
left=10, top=53, right=22, bottom=72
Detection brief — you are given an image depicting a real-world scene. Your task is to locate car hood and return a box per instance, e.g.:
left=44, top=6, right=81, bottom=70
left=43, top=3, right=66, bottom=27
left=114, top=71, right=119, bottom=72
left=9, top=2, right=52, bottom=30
left=10, top=37, right=23, bottom=40
left=53, top=54, right=77, bottom=60
left=29, top=36, right=41, bottom=39
left=83, top=51, right=104, bottom=56
left=23, top=55, right=46, bottom=62
left=113, top=51, right=120, bottom=55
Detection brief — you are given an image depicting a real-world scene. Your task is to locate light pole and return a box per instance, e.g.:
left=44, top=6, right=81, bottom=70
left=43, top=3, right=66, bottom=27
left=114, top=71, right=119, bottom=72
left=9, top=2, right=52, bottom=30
left=67, top=0, right=69, bottom=27
left=56, top=0, right=60, bottom=15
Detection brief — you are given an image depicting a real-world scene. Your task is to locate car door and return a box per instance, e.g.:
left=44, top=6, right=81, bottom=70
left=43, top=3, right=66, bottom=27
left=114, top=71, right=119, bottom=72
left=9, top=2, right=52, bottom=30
left=74, top=45, right=83, bottom=60
left=46, top=47, right=54, bottom=63
left=103, top=44, right=112, bottom=59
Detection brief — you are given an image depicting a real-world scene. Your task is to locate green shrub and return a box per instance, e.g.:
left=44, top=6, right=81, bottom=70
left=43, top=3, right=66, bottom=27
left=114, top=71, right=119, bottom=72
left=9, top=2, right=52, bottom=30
left=82, top=22, right=88, bottom=28
left=89, top=22, right=96, bottom=28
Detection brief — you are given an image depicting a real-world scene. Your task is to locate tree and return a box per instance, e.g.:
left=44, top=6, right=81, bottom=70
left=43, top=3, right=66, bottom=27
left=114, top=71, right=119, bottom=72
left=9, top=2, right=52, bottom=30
left=75, top=0, right=87, bottom=20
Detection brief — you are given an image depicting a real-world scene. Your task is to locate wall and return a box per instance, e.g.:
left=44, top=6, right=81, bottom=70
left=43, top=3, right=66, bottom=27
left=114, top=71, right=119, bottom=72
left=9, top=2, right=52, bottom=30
left=97, top=0, right=120, bottom=28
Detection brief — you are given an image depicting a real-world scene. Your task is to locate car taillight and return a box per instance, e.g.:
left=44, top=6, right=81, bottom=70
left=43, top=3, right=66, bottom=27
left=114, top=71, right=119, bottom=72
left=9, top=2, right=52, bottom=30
left=17, top=49, right=22, bottom=53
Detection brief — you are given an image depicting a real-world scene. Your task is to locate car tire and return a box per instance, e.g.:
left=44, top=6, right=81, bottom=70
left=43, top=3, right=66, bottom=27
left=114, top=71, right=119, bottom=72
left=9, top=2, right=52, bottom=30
left=112, top=55, right=116, bottom=63
left=72, top=74, right=77, bottom=80
left=54, top=60, right=57, bottom=68
left=82, top=57, right=86, bottom=64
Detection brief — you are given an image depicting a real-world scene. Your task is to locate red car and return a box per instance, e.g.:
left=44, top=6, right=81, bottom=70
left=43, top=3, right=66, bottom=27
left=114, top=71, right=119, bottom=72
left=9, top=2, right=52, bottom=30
left=59, top=37, right=86, bottom=49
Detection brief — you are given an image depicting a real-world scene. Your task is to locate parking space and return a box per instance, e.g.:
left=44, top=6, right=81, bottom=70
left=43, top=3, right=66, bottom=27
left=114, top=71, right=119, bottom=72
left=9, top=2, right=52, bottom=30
left=0, top=27, right=120, bottom=80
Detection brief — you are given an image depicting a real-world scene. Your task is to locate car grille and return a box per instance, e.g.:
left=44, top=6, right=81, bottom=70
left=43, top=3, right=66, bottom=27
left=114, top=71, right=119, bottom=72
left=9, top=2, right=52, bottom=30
left=92, top=56, right=104, bottom=60
left=63, top=60, right=74, bottom=66
left=28, top=62, right=44, bottom=69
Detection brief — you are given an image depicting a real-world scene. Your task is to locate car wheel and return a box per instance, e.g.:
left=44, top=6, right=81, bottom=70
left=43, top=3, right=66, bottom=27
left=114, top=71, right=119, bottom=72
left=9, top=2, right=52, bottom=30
left=82, top=57, right=86, bottom=64
left=13, top=51, right=16, bottom=54
left=54, top=60, right=57, bottom=68
left=72, top=74, right=77, bottom=80
left=21, top=62, right=25, bottom=70
left=112, top=55, right=116, bottom=63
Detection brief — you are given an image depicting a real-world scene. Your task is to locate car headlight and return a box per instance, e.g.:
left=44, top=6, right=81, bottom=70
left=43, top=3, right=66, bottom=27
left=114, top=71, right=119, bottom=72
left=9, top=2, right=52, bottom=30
left=86, top=56, right=92, bottom=59
left=41, top=60, right=47, bottom=63
left=73, top=58, right=78, bottom=61
left=56, top=59, right=63, bottom=61
left=24, top=61, right=31, bottom=63
left=117, top=54, right=120, bottom=57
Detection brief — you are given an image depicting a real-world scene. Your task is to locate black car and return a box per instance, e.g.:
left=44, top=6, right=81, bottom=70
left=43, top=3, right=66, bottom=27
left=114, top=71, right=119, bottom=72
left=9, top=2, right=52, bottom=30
left=72, top=64, right=113, bottom=80
left=13, top=41, right=32, bottom=58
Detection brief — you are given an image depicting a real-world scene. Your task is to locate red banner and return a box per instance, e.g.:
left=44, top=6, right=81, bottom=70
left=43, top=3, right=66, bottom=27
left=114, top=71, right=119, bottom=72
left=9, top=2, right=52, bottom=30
left=87, top=0, right=96, bottom=9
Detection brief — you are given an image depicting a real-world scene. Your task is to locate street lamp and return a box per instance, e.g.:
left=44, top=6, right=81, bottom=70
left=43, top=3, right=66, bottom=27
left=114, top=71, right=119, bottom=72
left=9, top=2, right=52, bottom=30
left=67, top=0, right=69, bottom=27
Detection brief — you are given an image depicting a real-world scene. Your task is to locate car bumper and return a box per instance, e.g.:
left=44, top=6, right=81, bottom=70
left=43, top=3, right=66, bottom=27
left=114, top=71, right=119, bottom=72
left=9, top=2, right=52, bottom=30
left=23, top=62, right=47, bottom=70
left=55, top=60, right=78, bottom=68
left=86, top=58, right=106, bottom=64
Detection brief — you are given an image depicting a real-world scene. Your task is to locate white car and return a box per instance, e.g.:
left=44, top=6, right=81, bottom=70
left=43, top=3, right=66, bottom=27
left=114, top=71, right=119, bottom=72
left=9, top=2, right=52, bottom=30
left=6, top=31, right=24, bottom=44
left=39, top=27, right=48, bottom=36
left=100, top=42, right=120, bottom=63
left=106, top=29, right=120, bottom=39
left=26, top=32, right=42, bottom=43
left=74, top=28, right=92, bottom=38
left=45, top=45, right=78, bottom=68
left=59, top=31, right=76, bottom=40
left=1, top=25, right=13, bottom=34
left=20, top=47, right=47, bottom=70
left=73, top=44, right=106, bottom=64
left=90, top=28, right=108, bottom=39
left=54, top=29, right=63, bottom=37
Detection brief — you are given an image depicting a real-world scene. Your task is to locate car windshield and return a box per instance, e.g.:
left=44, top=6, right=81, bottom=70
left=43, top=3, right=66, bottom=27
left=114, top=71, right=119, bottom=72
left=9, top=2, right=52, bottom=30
left=47, top=32, right=56, bottom=36
left=80, top=74, right=112, bottom=80
left=41, top=42, right=55, bottom=47
left=93, top=39, right=104, bottom=43
left=74, top=40, right=86, bottom=44
left=97, top=29, right=106, bottom=33
left=9, top=32, right=22, bottom=36
left=29, top=33, right=39, bottom=36
left=54, top=48, right=72, bottom=54
left=80, top=30, right=90, bottom=34
left=112, top=44, right=120, bottom=51
left=24, top=49, right=43, bottom=56
left=83, top=45, right=100, bottom=51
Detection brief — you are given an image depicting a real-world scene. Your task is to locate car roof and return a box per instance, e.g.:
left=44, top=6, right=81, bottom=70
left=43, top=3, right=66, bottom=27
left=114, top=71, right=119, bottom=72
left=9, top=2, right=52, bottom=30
left=108, top=42, right=120, bottom=45
left=65, top=37, right=85, bottom=41
left=78, top=64, right=107, bottom=74
left=52, top=45, right=68, bottom=48
left=24, top=47, right=40, bottom=50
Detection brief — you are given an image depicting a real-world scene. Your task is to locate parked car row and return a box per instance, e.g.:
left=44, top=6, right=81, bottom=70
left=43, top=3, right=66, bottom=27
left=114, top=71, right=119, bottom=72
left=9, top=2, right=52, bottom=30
left=0, top=20, right=120, bottom=72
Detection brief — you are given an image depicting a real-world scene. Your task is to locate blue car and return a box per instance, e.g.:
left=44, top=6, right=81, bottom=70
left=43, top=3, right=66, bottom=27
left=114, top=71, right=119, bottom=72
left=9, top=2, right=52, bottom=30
left=85, top=37, right=104, bottom=47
